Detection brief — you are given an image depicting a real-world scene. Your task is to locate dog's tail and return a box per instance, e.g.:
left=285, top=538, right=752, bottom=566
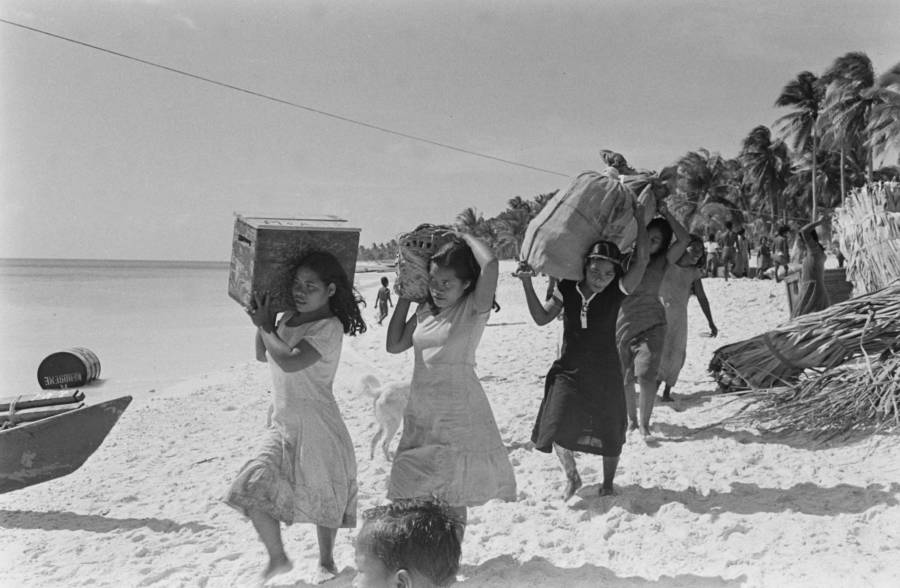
left=354, top=374, right=382, bottom=398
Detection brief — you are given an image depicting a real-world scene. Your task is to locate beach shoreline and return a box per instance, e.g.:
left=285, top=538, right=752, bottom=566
left=1, top=260, right=898, bottom=587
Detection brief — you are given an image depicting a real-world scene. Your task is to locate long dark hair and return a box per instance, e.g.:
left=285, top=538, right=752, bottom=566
left=425, top=236, right=480, bottom=313
left=647, top=217, right=674, bottom=256
left=293, top=250, right=366, bottom=336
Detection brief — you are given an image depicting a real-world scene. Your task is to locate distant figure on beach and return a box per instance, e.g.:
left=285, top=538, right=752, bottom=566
left=657, top=234, right=717, bottom=403
left=704, top=233, right=720, bottom=277
left=354, top=498, right=463, bottom=587
left=514, top=202, right=649, bottom=500
left=791, top=216, right=831, bottom=318
left=225, top=251, right=366, bottom=584
left=756, top=236, right=773, bottom=279
left=385, top=231, right=516, bottom=539
left=733, top=228, right=751, bottom=278
left=772, top=225, right=792, bottom=281
left=719, top=221, right=738, bottom=280
left=375, top=276, right=393, bottom=325
left=617, top=201, right=690, bottom=442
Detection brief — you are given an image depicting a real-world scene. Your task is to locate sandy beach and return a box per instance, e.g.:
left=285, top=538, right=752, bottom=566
left=1, top=260, right=898, bottom=588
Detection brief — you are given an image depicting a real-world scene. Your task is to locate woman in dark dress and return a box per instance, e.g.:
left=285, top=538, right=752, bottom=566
left=514, top=204, right=649, bottom=500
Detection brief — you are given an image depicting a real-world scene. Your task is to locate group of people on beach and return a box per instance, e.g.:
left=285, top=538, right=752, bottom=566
left=220, top=193, right=834, bottom=585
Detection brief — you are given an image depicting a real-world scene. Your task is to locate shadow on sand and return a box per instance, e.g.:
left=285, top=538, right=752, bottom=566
left=652, top=420, right=892, bottom=450
left=460, top=555, right=745, bottom=587
left=573, top=481, right=900, bottom=517
left=0, top=509, right=214, bottom=533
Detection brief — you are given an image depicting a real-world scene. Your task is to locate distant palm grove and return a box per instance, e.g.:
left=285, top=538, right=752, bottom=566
left=358, top=51, right=900, bottom=262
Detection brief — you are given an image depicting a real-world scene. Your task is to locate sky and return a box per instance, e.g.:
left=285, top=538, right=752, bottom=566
left=1, top=0, right=898, bottom=261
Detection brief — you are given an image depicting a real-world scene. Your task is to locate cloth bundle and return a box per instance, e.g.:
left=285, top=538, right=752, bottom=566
left=395, top=224, right=455, bottom=302
left=519, top=168, right=662, bottom=281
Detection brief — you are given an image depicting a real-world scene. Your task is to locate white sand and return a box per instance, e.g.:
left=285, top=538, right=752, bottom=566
left=2, top=261, right=898, bottom=587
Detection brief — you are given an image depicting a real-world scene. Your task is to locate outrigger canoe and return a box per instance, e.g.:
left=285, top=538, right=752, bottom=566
left=0, top=394, right=132, bottom=494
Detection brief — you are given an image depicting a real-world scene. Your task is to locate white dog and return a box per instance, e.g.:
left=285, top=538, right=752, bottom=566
left=356, top=374, right=410, bottom=461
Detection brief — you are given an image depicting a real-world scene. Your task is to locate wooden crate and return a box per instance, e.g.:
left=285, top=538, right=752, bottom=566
left=228, top=215, right=360, bottom=313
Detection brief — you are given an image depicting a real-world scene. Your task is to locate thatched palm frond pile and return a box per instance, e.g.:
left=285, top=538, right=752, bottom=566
left=833, top=182, right=900, bottom=295
left=709, top=280, right=900, bottom=392
left=728, top=351, right=900, bottom=441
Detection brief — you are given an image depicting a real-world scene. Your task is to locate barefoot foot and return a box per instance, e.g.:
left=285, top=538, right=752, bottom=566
left=262, top=555, right=293, bottom=582
left=562, top=475, right=582, bottom=501
left=660, top=394, right=674, bottom=403
left=599, top=486, right=616, bottom=496
left=313, top=562, right=338, bottom=584
left=639, top=426, right=658, bottom=444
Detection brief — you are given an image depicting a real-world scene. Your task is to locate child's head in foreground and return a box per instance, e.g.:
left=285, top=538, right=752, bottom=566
left=354, top=499, right=462, bottom=588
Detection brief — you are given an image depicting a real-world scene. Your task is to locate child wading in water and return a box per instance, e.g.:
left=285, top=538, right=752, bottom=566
left=657, top=234, right=717, bottom=403
left=515, top=202, right=649, bottom=500
left=353, top=499, right=463, bottom=588
left=375, top=276, right=393, bottom=325
left=616, top=201, right=690, bottom=442
left=385, top=231, right=516, bottom=538
left=225, top=251, right=366, bottom=584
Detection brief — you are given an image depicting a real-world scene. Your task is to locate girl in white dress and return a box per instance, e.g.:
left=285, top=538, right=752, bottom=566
left=385, top=232, right=516, bottom=538
left=225, top=251, right=365, bottom=583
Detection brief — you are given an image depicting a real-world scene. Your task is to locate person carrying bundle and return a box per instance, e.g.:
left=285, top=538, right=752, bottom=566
left=792, top=215, right=831, bottom=318
left=616, top=201, right=691, bottom=442
left=514, top=202, right=649, bottom=500
left=657, top=234, right=718, bottom=402
left=385, top=230, right=516, bottom=540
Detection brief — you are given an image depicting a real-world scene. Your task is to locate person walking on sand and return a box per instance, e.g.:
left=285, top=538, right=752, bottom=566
left=225, top=251, right=366, bottom=584
left=616, top=201, right=690, bottom=442
left=704, top=233, right=720, bottom=278
left=756, top=236, right=773, bottom=279
left=375, top=276, right=393, bottom=325
left=791, top=216, right=831, bottom=318
left=514, top=203, right=649, bottom=500
left=657, top=235, right=718, bottom=403
left=772, top=225, right=792, bottom=282
left=719, top=221, right=738, bottom=280
left=385, top=231, right=516, bottom=540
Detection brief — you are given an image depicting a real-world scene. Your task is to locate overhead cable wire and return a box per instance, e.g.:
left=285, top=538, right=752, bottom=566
left=0, top=17, right=569, bottom=178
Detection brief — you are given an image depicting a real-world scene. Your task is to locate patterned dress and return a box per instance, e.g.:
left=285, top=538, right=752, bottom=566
left=224, top=315, right=357, bottom=528
left=532, top=278, right=627, bottom=456
left=793, top=244, right=830, bottom=318
left=616, top=253, right=669, bottom=383
left=657, top=264, right=701, bottom=387
left=388, top=294, right=516, bottom=507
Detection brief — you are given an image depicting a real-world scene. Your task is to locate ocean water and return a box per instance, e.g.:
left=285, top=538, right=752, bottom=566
left=0, top=259, right=261, bottom=402
left=0, top=259, right=389, bottom=402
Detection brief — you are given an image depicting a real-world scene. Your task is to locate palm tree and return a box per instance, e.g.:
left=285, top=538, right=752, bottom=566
left=866, top=62, right=900, bottom=167
left=456, top=207, right=485, bottom=236
left=775, top=71, right=824, bottom=217
left=818, top=52, right=876, bottom=195
left=529, top=190, right=558, bottom=216
left=495, top=208, right=531, bottom=259
left=673, top=149, right=743, bottom=232
left=740, top=125, right=791, bottom=223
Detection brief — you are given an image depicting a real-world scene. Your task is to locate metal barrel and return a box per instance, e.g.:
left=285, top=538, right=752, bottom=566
left=36, top=348, right=102, bottom=389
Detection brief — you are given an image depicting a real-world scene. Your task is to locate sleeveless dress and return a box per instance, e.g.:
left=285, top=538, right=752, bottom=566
left=388, top=294, right=516, bottom=507
left=657, top=264, right=701, bottom=387
left=793, top=244, right=830, bottom=317
left=224, top=315, right=357, bottom=528
left=531, top=278, right=627, bottom=457
left=616, top=253, right=668, bottom=383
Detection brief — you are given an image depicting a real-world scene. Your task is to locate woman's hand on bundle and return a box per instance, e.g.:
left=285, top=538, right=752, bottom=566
left=657, top=199, right=669, bottom=217
left=246, top=291, right=275, bottom=333
left=513, top=261, right=535, bottom=281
